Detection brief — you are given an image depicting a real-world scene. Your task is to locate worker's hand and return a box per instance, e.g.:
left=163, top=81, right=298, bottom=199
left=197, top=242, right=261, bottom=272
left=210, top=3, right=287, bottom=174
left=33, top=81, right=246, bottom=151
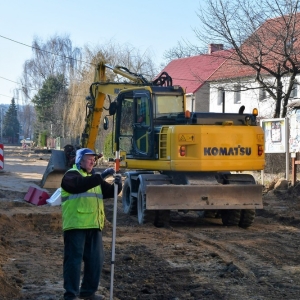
left=101, top=167, right=115, bottom=179
left=114, top=174, right=122, bottom=185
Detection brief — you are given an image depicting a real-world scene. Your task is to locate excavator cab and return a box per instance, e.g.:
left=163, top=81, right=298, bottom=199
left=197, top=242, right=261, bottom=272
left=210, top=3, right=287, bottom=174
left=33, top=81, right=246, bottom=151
left=113, top=85, right=185, bottom=161
left=116, top=89, right=153, bottom=158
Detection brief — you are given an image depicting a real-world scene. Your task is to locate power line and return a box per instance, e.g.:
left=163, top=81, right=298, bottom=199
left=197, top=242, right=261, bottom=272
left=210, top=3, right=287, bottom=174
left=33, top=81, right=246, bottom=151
left=0, top=76, right=20, bottom=84
left=0, top=93, right=13, bottom=98
left=0, top=76, right=35, bottom=89
left=0, top=90, right=86, bottom=104
left=0, top=34, right=96, bottom=66
left=0, top=34, right=97, bottom=96
left=0, top=75, right=88, bottom=98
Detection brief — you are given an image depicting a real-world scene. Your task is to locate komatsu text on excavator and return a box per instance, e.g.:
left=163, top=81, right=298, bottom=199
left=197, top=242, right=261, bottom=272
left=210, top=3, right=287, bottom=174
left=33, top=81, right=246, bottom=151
left=42, top=62, right=265, bottom=228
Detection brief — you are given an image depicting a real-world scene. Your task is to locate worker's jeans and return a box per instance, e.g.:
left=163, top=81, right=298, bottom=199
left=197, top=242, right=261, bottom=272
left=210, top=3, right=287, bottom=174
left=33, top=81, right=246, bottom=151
left=63, top=229, right=104, bottom=300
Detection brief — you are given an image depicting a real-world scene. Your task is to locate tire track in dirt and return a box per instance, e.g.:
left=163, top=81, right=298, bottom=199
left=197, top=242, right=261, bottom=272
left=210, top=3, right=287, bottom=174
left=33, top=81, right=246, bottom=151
left=101, top=200, right=300, bottom=299
left=148, top=216, right=300, bottom=300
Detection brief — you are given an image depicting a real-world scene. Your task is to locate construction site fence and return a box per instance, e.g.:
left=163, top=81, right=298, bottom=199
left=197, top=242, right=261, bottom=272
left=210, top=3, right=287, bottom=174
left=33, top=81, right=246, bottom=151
left=45, top=137, right=101, bottom=153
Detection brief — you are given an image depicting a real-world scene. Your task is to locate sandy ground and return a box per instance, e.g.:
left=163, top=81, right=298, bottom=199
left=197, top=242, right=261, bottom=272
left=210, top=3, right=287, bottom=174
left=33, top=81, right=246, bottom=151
left=1, top=146, right=300, bottom=300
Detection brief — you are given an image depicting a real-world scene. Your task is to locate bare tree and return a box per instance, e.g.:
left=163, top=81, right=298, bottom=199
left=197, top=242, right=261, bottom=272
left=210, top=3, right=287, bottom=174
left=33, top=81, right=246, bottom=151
left=22, top=34, right=82, bottom=90
left=163, top=41, right=204, bottom=63
left=17, top=104, right=35, bottom=139
left=195, top=0, right=300, bottom=117
left=20, top=35, right=83, bottom=141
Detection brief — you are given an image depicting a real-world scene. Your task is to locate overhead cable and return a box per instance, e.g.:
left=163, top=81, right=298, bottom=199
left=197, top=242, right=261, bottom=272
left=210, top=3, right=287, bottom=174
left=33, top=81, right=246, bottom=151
left=0, top=34, right=96, bottom=66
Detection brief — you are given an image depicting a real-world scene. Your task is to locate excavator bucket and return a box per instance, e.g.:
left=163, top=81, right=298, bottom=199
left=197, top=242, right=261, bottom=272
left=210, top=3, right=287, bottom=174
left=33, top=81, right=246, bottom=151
left=41, top=150, right=69, bottom=189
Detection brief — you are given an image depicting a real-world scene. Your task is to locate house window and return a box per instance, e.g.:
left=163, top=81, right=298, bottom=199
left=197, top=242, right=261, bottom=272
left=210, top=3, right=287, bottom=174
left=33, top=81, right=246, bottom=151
left=290, top=81, right=298, bottom=98
left=234, top=85, right=241, bottom=104
left=218, top=87, right=225, bottom=105
left=259, top=86, right=267, bottom=101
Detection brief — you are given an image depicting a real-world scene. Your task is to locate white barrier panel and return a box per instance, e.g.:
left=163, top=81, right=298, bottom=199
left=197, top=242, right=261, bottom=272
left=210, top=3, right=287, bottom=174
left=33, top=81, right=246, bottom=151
left=0, top=144, right=3, bottom=170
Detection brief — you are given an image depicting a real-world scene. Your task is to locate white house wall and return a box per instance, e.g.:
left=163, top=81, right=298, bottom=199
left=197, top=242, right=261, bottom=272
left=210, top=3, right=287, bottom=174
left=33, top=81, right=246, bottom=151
left=186, top=83, right=210, bottom=113
left=209, top=76, right=299, bottom=117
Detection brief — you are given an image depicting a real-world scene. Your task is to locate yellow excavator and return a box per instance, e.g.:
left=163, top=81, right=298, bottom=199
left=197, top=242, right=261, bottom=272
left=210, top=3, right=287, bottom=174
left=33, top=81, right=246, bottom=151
left=41, top=62, right=265, bottom=228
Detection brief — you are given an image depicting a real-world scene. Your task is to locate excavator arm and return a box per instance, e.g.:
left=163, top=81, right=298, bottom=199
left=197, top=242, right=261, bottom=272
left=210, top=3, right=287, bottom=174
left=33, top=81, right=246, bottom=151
left=81, top=62, right=149, bottom=150
left=80, top=62, right=107, bottom=150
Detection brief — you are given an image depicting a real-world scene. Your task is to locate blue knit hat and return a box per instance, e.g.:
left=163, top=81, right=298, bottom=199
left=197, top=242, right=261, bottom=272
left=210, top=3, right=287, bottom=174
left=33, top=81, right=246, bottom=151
left=75, top=148, right=97, bottom=169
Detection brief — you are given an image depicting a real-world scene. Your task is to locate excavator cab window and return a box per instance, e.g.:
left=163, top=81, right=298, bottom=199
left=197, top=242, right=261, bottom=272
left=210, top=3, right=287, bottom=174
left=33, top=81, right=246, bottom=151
left=153, top=93, right=185, bottom=125
left=116, top=90, right=154, bottom=158
left=132, top=92, right=153, bottom=156
left=118, top=97, right=134, bottom=154
left=136, top=96, right=150, bottom=125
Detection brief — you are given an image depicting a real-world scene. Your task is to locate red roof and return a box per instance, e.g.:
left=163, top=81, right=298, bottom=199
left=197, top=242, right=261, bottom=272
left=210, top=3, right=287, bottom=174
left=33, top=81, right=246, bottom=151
left=208, top=52, right=255, bottom=81
left=209, top=13, right=300, bottom=81
left=158, top=50, right=230, bottom=93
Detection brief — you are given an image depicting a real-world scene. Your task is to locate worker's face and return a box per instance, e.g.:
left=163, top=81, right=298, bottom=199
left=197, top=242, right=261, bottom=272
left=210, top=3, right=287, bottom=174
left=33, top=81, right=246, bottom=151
left=81, top=154, right=96, bottom=173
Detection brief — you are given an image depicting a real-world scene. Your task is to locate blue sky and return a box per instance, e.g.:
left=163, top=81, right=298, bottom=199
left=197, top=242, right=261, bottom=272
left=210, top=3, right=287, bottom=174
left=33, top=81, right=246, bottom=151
left=0, top=1, right=203, bottom=105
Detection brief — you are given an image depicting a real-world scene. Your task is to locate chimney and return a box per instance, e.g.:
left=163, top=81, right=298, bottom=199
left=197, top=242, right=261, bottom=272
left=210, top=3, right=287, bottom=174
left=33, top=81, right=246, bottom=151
left=208, top=44, right=223, bottom=54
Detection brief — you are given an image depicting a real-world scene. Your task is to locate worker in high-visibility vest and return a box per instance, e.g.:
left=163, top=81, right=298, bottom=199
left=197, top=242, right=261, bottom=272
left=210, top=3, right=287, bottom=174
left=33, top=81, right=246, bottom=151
left=61, top=148, right=122, bottom=300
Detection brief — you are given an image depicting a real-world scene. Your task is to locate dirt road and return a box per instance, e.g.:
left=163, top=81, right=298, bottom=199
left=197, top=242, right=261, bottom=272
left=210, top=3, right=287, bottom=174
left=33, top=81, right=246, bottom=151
left=0, top=146, right=300, bottom=300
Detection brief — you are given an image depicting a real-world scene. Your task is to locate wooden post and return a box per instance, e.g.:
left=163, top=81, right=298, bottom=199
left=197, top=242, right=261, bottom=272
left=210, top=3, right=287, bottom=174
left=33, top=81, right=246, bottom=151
left=292, top=156, right=296, bottom=186
left=291, top=152, right=300, bottom=186
left=295, top=159, right=300, bottom=185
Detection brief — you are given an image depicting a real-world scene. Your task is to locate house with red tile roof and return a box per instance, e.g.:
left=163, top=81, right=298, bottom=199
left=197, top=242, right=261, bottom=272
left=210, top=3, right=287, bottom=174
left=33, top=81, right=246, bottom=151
left=159, top=14, right=300, bottom=118
left=206, top=53, right=269, bottom=115
left=157, top=44, right=230, bottom=112
left=207, top=13, right=300, bottom=117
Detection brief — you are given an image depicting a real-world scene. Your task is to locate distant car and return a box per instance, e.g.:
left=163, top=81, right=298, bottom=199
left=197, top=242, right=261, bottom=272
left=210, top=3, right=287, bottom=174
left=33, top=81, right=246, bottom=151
left=20, top=138, right=33, bottom=145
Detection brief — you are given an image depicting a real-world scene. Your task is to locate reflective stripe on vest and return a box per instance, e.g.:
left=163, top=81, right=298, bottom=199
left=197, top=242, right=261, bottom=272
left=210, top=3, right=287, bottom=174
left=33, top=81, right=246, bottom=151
left=61, top=191, right=103, bottom=203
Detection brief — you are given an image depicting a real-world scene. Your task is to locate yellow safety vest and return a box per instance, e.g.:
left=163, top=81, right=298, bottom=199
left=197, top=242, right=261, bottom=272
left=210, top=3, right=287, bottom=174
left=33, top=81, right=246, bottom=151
left=61, top=167, right=105, bottom=231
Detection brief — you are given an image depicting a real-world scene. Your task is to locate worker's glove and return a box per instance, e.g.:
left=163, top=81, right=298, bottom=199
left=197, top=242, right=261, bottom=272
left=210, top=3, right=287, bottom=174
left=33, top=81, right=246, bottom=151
left=114, top=174, right=122, bottom=185
left=101, top=167, right=115, bottom=179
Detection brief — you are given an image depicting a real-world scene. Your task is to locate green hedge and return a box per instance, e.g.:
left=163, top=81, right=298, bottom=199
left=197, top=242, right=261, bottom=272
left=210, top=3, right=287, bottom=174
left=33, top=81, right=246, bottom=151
left=39, top=131, right=47, bottom=147
left=103, top=132, right=114, bottom=160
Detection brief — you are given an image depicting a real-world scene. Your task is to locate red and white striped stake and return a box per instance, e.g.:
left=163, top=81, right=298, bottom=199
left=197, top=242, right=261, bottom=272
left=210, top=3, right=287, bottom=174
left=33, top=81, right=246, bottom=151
left=0, top=144, right=4, bottom=170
